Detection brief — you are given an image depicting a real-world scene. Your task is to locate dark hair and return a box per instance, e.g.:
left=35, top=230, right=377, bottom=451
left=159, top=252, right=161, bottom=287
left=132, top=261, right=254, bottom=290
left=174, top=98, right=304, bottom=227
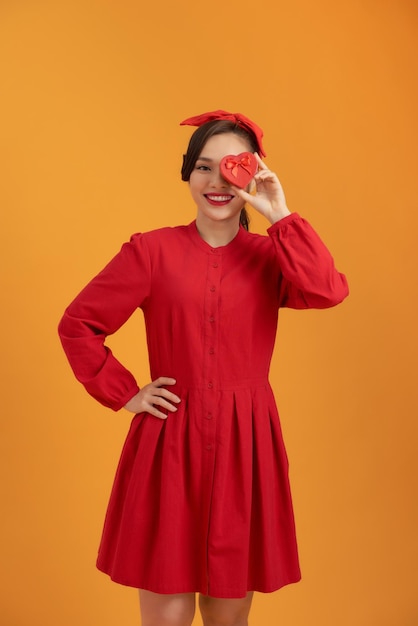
left=181, top=120, right=258, bottom=231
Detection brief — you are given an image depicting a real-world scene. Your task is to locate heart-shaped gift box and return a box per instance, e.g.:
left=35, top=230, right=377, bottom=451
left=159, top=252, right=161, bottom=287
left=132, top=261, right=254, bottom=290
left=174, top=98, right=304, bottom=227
left=220, top=152, right=257, bottom=189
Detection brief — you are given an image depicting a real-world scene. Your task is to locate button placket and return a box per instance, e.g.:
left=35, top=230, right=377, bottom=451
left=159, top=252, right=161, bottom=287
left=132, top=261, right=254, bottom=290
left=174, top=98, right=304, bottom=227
left=202, top=252, right=221, bottom=453
left=201, top=250, right=222, bottom=594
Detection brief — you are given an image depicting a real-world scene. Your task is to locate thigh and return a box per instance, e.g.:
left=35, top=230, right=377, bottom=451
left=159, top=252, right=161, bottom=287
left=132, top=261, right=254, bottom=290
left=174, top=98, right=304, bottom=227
left=139, top=589, right=196, bottom=626
left=199, top=591, right=254, bottom=626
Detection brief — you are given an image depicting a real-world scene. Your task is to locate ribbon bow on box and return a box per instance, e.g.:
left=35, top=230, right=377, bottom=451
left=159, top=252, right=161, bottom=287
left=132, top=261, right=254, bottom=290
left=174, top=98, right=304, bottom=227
left=220, top=152, right=258, bottom=188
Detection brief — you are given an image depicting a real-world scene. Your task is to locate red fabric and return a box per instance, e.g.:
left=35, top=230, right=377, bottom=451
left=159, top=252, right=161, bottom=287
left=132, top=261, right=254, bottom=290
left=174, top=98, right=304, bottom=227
left=180, top=109, right=267, bottom=157
left=58, top=213, right=348, bottom=598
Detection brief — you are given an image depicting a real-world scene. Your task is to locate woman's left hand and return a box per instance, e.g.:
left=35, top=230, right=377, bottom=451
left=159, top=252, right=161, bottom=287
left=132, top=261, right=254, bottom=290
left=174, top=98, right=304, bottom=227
left=233, top=153, right=291, bottom=224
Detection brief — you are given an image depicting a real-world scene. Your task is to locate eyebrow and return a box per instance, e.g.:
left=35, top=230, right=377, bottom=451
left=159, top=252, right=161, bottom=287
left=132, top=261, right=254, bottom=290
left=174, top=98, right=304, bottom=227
left=195, top=156, right=213, bottom=162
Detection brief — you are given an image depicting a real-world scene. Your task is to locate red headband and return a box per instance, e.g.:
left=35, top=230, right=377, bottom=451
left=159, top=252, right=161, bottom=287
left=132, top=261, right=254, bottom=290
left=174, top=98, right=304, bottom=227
left=180, top=109, right=266, bottom=157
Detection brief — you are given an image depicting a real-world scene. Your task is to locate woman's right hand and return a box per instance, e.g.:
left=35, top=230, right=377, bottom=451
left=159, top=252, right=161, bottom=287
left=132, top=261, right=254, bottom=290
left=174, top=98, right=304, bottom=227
left=123, top=377, right=181, bottom=419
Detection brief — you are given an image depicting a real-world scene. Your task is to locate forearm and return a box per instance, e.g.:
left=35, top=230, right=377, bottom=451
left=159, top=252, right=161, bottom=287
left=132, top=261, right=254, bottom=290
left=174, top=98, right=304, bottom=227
left=268, top=213, right=349, bottom=309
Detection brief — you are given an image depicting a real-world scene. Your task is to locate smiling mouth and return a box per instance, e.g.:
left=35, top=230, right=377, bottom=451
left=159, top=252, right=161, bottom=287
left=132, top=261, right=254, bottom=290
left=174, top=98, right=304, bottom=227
left=204, top=194, right=235, bottom=206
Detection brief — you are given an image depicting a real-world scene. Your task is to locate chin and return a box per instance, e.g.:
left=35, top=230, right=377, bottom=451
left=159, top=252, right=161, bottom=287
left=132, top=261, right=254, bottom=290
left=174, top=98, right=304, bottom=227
left=204, top=209, right=242, bottom=223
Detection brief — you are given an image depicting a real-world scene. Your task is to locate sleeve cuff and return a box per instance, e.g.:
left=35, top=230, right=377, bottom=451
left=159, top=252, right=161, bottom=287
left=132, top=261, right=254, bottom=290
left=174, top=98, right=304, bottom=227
left=267, top=212, right=300, bottom=235
left=111, top=384, right=140, bottom=412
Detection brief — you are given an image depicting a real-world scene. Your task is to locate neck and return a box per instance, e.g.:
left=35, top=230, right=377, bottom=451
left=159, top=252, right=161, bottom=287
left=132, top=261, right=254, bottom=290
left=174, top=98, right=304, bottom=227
left=195, top=215, right=241, bottom=247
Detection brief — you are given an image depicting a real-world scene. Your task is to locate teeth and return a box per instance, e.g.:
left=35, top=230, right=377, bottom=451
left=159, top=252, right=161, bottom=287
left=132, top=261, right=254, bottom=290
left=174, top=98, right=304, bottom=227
left=207, top=195, right=232, bottom=202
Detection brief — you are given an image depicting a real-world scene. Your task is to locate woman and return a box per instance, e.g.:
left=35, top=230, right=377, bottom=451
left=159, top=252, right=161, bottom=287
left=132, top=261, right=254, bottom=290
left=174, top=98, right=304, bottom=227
left=58, top=110, right=349, bottom=626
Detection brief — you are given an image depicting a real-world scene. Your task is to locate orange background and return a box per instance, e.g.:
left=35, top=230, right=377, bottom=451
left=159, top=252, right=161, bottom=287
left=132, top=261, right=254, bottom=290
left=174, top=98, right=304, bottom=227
left=1, top=1, right=417, bottom=625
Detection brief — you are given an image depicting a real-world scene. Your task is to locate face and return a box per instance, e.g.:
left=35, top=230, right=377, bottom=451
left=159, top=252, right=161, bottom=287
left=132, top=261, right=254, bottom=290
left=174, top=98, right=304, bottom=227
left=189, top=132, right=252, bottom=227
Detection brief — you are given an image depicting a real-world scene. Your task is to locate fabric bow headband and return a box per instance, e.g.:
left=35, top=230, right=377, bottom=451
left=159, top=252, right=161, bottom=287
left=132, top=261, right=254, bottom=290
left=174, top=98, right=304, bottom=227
left=180, top=109, right=266, bottom=158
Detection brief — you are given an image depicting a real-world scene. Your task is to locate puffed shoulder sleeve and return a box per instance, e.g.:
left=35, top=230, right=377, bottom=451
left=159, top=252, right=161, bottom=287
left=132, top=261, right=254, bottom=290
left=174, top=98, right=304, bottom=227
left=268, top=213, right=349, bottom=309
left=58, top=233, right=151, bottom=411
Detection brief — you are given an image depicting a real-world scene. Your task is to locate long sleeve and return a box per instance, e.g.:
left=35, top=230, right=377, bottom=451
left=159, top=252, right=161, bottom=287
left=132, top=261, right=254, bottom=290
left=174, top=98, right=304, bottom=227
left=267, top=212, right=349, bottom=309
left=58, top=233, right=151, bottom=410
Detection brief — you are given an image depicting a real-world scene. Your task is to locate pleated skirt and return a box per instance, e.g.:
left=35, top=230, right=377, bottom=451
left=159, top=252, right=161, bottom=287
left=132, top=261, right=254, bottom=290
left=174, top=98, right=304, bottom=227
left=96, top=383, right=301, bottom=598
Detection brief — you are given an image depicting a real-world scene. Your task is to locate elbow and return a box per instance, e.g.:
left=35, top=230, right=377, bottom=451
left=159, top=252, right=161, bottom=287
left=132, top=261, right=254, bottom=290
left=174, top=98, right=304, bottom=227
left=337, top=274, right=350, bottom=302
left=323, top=275, right=349, bottom=308
left=309, top=275, right=349, bottom=309
left=57, top=312, right=68, bottom=341
left=57, top=309, right=75, bottom=342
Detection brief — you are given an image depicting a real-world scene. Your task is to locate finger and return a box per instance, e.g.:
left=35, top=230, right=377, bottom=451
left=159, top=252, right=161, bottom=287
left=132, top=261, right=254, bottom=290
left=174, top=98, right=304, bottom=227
left=155, top=388, right=181, bottom=403
left=151, top=395, right=179, bottom=412
left=254, top=171, right=279, bottom=185
left=254, top=152, right=267, bottom=170
left=254, top=168, right=276, bottom=179
left=147, top=405, right=169, bottom=420
left=154, top=376, right=176, bottom=386
left=230, top=185, right=253, bottom=203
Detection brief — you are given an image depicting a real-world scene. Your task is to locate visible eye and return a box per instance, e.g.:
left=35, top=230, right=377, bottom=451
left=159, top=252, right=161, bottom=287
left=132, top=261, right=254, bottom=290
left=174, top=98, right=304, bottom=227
left=195, top=164, right=210, bottom=171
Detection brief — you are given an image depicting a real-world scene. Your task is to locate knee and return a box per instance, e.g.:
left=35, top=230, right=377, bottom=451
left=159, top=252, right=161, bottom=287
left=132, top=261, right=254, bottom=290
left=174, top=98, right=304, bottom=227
left=199, top=595, right=252, bottom=626
left=139, top=591, right=195, bottom=626
left=142, top=607, right=194, bottom=626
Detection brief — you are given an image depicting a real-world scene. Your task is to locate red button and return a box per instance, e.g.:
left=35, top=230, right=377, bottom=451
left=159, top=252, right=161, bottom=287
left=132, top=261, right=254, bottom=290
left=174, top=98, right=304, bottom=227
left=209, top=316, right=215, bottom=322
left=210, top=286, right=215, bottom=292
left=212, top=262, right=219, bottom=268
left=206, top=444, right=212, bottom=451
left=208, top=381, right=213, bottom=389
left=209, top=348, right=214, bottom=355
left=206, top=413, right=213, bottom=420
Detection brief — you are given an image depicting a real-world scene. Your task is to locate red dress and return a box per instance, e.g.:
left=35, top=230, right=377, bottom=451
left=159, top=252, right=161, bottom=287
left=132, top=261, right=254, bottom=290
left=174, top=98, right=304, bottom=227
left=58, top=213, right=348, bottom=598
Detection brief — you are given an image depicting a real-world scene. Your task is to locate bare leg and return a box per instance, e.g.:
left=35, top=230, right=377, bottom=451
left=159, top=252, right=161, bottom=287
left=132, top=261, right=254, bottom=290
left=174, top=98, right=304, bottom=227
left=199, top=592, right=254, bottom=626
left=139, top=589, right=196, bottom=626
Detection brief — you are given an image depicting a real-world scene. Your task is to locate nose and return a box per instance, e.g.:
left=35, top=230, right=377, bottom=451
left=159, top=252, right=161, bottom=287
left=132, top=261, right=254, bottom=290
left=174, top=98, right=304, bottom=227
left=209, top=167, right=228, bottom=188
